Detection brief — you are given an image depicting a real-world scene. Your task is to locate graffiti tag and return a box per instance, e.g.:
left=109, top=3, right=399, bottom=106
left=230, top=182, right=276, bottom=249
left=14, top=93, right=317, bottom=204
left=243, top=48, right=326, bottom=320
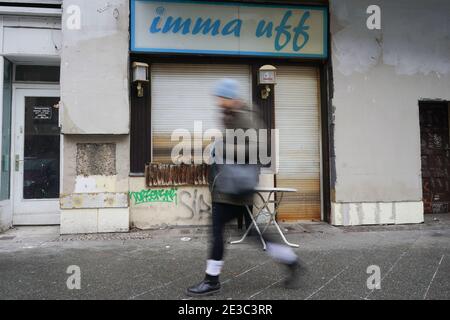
left=179, top=189, right=212, bottom=220
left=129, top=188, right=177, bottom=205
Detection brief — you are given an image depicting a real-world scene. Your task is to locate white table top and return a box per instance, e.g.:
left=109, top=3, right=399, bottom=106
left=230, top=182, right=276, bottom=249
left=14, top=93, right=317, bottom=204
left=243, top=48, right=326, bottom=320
left=254, top=187, right=298, bottom=193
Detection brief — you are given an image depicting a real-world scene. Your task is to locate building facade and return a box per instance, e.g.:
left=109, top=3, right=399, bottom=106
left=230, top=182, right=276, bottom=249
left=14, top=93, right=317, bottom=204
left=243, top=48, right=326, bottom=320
left=330, top=0, right=450, bottom=225
left=0, top=0, right=448, bottom=233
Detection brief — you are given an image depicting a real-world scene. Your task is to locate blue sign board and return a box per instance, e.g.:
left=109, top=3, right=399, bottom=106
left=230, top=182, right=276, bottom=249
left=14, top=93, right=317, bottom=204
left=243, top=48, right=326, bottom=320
left=131, top=0, right=328, bottom=58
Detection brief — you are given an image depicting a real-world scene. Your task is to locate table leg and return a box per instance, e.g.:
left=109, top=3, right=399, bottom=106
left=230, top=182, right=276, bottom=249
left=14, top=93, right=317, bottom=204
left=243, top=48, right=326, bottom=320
left=230, top=220, right=254, bottom=244
left=272, top=219, right=300, bottom=248
left=230, top=205, right=267, bottom=250
left=255, top=191, right=274, bottom=236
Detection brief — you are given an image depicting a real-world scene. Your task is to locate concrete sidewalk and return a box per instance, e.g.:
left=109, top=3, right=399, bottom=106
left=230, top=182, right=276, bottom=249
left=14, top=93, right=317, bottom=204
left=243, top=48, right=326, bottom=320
left=0, top=214, right=449, bottom=300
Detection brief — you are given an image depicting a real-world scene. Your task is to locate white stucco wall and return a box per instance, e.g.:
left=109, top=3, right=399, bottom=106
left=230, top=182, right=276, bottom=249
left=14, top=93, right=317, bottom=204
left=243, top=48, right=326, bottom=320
left=59, top=0, right=130, bottom=234
left=129, top=178, right=212, bottom=229
left=129, top=174, right=274, bottom=229
left=60, top=135, right=130, bottom=235
left=60, top=0, right=129, bottom=134
left=330, top=0, right=450, bottom=225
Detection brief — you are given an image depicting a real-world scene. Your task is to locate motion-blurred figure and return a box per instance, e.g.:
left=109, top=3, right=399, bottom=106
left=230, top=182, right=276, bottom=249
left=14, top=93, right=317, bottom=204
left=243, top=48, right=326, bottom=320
left=186, top=78, right=303, bottom=297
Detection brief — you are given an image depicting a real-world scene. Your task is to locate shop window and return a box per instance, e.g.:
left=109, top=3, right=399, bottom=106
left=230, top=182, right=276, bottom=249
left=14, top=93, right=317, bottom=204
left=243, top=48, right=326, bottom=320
left=15, top=65, right=60, bottom=83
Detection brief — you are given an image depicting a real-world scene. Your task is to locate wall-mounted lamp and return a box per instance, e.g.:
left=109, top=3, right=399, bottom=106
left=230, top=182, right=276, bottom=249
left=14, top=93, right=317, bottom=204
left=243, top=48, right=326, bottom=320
left=132, top=62, right=149, bottom=98
left=258, top=65, right=277, bottom=100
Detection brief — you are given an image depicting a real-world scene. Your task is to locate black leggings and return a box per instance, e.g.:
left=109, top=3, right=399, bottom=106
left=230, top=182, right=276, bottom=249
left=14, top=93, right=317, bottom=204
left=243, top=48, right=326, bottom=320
left=210, top=202, right=252, bottom=261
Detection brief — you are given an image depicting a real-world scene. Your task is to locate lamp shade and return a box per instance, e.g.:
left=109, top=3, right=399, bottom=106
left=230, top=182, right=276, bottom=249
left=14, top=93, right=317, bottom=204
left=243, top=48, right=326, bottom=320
left=132, top=62, right=149, bottom=82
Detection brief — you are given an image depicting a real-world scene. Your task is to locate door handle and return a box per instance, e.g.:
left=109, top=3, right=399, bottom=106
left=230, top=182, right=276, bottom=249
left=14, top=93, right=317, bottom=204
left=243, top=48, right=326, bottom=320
left=15, top=155, right=24, bottom=172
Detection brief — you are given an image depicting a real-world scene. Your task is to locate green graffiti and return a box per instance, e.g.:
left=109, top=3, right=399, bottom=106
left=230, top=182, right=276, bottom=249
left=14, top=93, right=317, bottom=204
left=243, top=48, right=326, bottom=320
left=129, top=188, right=178, bottom=205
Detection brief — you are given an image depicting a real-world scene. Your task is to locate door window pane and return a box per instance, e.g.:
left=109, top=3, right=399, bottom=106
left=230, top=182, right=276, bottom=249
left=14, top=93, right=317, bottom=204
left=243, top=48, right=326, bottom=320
left=23, top=97, right=60, bottom=199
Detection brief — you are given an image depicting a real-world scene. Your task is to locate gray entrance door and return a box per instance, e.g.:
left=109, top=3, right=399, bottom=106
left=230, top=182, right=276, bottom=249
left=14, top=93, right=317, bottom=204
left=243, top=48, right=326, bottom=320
left=13, top=88, right=61, bottom=225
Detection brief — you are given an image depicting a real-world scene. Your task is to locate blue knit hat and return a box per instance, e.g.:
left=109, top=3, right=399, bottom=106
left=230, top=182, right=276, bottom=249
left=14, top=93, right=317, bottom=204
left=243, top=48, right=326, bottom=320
left=213, top=78, right=240, bottom=100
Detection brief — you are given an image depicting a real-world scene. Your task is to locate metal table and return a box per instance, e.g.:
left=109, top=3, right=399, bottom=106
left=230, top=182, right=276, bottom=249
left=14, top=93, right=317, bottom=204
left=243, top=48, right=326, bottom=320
left=230, top=187, right=300, bottom=250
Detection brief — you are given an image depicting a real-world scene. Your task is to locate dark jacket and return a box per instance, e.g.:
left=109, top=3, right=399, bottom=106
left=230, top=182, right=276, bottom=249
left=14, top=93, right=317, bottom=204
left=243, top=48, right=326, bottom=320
left=209, top=106, right=262, bottom=206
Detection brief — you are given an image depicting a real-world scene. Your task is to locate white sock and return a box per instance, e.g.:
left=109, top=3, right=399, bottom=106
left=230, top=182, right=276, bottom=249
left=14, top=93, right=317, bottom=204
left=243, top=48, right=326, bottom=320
left=266, top=242, right=298, bottom=264
left=205, top=259, right=224, bottom=276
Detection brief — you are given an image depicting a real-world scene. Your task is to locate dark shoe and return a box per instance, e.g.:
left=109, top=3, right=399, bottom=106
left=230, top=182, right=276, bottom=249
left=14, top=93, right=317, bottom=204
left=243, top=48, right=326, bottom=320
left=283, top=260, right=306, bottom=289
left=186, top=280, right=221, bottom=297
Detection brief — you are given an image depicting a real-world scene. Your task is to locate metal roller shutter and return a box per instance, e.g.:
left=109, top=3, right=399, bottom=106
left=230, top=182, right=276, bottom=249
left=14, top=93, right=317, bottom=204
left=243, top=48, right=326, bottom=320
left=275, top=66, right=321, bottom=221
left=151, top=63, right=252, bottom=163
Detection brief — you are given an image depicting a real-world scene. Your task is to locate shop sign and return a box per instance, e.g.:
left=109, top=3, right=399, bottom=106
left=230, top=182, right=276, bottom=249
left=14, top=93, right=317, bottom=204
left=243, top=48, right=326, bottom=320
left=131, top=0, right=328, bottom=58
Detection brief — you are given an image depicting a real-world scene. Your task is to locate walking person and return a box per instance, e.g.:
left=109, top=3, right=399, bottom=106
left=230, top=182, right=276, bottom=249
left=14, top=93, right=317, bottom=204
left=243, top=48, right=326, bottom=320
left=186, top=79, right=303, bottom=297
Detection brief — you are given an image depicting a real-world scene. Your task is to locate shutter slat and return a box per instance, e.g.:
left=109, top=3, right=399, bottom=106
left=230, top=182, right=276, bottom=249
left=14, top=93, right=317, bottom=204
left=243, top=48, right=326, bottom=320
left=151, top=63, right=251, bottom=163
left=275, top=66, right=321, bottom=221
